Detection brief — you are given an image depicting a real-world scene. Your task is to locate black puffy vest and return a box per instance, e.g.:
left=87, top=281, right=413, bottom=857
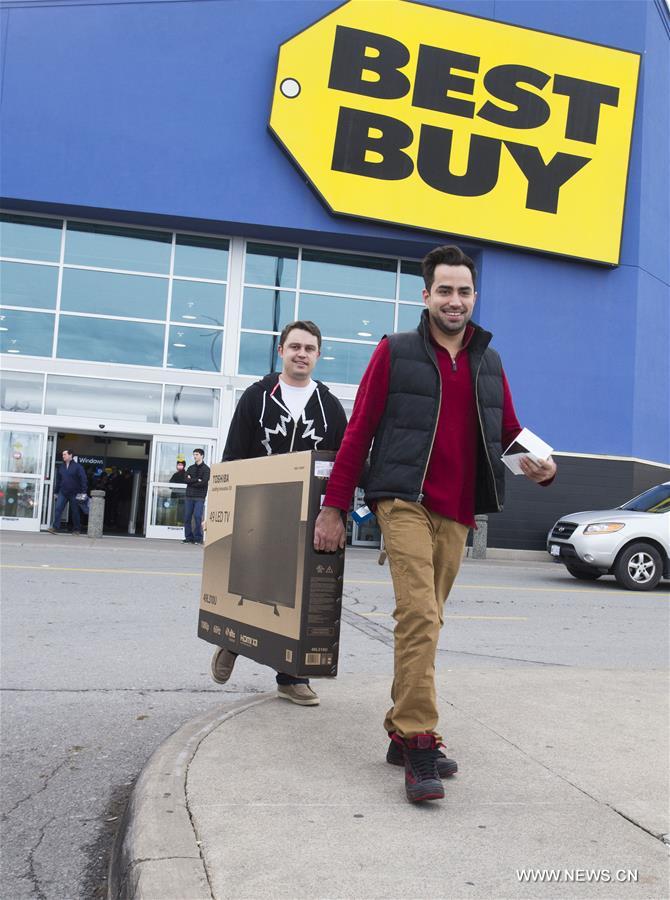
left=365, top=312, right=506, bottom=515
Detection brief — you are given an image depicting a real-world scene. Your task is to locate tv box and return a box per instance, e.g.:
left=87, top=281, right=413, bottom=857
left=197, top=450, right=344, bottom=677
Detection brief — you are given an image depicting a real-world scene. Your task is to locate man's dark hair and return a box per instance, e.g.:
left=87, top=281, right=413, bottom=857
left=193, top=448, right=205, bottom=456
left=421, top=245, right=477, bottom=291
left=63, top=448, right=74, bottom=456
left=279, top=320, right=322, bottom=351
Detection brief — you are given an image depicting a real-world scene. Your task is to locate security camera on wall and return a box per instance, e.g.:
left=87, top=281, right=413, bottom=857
left=98, top=424, right=106, bottom=430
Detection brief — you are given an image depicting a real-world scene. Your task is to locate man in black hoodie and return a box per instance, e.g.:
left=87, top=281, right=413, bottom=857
left=211, top=320, right=347, bottom=706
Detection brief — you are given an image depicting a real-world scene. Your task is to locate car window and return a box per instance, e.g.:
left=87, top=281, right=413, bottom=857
left=620, top=484, right=670, bottom=513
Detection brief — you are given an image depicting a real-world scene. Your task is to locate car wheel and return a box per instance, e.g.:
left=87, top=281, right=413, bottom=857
left=565, top=562, right=601, bottom=581
left=614, top=543, right=663, bottom=591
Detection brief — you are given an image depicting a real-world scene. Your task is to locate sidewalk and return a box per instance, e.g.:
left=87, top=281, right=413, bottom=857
left=111, top=666, right=669, bottom=899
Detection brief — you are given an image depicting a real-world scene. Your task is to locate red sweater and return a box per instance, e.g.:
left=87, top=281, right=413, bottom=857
left=323, top=327, right=522, bottom=529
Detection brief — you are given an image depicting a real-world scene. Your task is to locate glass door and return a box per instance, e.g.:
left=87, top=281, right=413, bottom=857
left=0, top=425, right=48, bottom=532
left=40, top=432, right=57, bottom=528
left=145, top=438, right=216, bottom=539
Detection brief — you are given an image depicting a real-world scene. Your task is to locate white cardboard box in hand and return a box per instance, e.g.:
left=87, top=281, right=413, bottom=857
left=502, top=427, right=553, bottom=475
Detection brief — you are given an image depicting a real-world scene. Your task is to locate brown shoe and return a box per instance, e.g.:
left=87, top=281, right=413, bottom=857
left=276, top=683, right=320, bottom=706
left=47, top=527, right=58, bottom=534
left=211, top=647, right=238, bottom=684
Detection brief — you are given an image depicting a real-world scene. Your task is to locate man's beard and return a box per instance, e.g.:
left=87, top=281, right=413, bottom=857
left=429, top=308, right=470, bottom=336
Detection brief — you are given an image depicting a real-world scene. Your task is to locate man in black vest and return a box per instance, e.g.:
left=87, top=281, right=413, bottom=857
left=314, top=245, right=556, bottom=803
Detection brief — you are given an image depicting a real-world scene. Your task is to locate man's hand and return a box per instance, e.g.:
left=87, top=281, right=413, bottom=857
left=314, top=506, right=346, bottom=552
left=519, top=455, right=556, bottom=483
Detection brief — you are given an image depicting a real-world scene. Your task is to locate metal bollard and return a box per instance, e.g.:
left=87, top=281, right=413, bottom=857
left=87, top=490, right=106, bottom=539
left=472, top=514, right=488, bottom=559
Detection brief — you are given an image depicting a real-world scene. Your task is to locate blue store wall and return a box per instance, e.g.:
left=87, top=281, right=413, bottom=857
left=1, top=0, right=668, bottom=464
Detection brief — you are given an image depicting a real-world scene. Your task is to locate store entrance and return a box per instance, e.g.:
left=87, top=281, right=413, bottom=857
left=50, top=432, right=150, bottom=536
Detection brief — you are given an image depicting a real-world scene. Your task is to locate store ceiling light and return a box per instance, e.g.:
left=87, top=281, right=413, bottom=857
left=357, top=331, right=372, bottom=337
left=7, top=349, right=20, bottom=353
left=173, top=343, right=187, bottom=348
left=323, top=356, right=335, bottom=360
left=182, top=315, right=197, bottom=320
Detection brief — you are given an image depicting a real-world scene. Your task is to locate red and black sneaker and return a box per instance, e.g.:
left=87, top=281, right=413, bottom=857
left=386, top=736, right=458, bottom=777
left=399, top=733, right=445, bottom=803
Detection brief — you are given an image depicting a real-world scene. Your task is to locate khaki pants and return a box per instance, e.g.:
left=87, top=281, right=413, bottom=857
left=375, top=499, right=468, bottom=741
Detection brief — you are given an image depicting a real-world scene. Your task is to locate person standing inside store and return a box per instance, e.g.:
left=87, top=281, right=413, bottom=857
left=314, top=245, right=557, bottom=802
left=183, top=449, right=210, bottom=544
left=210, top=320, right=348, bottom=706
left=48, top=449, right=89, bottom=535
left=169, top=459, right=188, bottom=491
left=169, top=459, right=188, bottom=524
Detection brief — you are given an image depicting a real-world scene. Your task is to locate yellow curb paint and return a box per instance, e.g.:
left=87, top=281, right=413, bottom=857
left=1, top=564, right=199, bottom=577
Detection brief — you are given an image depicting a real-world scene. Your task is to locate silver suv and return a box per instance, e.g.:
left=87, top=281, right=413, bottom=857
left=547, top=482, right=670, bottom=591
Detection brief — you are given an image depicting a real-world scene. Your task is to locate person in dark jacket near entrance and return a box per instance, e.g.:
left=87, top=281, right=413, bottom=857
left=210, top=320, right=348, bottom=706
left=183, top=449, right=210, bottom=544
left=314, top=245, right=557, bottom=803
left=48, top=449, right=88, bottom=534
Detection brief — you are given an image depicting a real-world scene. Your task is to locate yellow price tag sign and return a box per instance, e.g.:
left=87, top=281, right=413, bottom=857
left=269, top=0, right=640, bottom=265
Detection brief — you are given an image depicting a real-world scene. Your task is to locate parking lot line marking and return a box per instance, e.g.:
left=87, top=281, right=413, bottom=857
left=0, top=564, right=200, bottom=577
left=345, top=578, right=669, bottom=599
left=3, top=567, right=666, bottom=600
left=359, top=611, right=527, bottom=620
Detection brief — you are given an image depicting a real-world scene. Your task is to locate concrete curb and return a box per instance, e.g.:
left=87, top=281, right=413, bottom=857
left=108, top=693, right=275, bottom=900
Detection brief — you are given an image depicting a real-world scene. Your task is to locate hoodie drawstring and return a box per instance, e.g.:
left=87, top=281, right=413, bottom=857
left=315, top=386, right=327, bottom=432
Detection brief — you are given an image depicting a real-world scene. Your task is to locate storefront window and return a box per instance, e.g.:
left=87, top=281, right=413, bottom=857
left=301, top=249, right=396, bottom=298
left=0, top=261, right=59, bottom=309
left=399, top=260, right=425, bottom=302
left=45, top=375, right=161, bottom=421
left=0, top=371, right=44, bottom=414
left=0, top=213, right=62, bottom=262
left=396, top=303, right=423, bottom=332
left=170, top=279, right=226, bottom=325
left=1, top=217, right=427, bottom=414
left=0, top=429, right=43, bottom=473
left=238, top=332, right=281, bottom=376
left=166, top=325, right=222, bottom=372
left=0, top=309, right=54, bottom=357
left=64, top=222, right=171, bottom=273
left=57, top=316, right=164, bottom=366
left=245, top=243, right=298, bottom=288
left=241, top=287, right=295, bottom=331
left=237, top=243, right=426, bottom=382
left=317, top=340, right=375, bottom=385
left=173, top=234, right=229, bottom=280
left=163, top=385, right=220, bottom=427
left=60, top=268, right=168, bottom=320
left=298, top=294, right=392, bottom=342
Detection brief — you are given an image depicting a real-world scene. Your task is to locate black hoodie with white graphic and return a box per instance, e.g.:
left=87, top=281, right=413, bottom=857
left=222, top=373, right=348, bottom=461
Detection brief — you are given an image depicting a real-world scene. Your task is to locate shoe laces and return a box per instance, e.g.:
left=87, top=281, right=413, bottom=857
left=406, top=746, right=441, bottom=781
